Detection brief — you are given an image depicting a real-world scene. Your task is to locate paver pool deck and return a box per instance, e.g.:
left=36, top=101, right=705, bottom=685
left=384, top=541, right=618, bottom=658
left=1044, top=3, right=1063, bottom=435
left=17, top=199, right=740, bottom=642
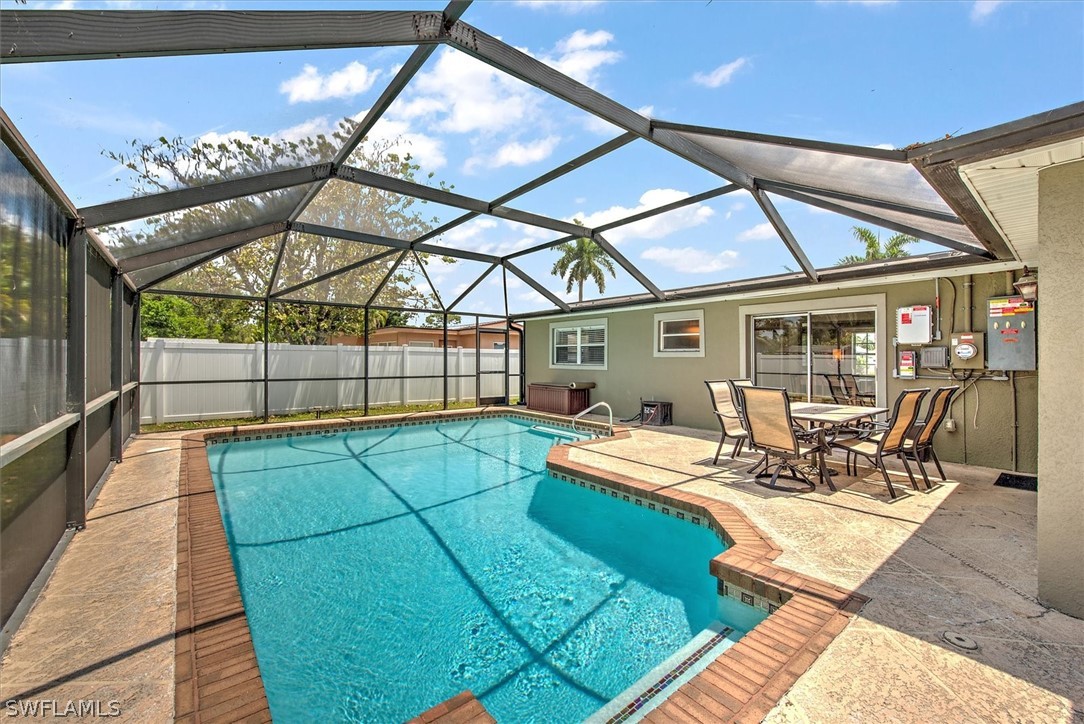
left=1, top=412, right=1081, bottom=722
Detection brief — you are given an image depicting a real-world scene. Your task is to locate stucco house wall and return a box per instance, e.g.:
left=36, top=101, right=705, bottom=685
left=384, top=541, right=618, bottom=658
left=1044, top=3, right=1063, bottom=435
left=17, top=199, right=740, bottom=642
left=524, top=270, right=1037, bottom=473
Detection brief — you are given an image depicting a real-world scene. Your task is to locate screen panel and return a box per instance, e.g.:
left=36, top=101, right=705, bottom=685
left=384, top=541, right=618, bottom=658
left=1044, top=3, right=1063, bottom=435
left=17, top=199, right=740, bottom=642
left=0, top=139, right=70, bottom=439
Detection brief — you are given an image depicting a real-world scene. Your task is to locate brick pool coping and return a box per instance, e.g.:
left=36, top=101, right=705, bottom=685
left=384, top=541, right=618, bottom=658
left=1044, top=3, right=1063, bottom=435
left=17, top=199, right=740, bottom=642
left=174, top=408, right=866, bottom=722
left=548, top=439, right=869, bottom=722
left=173, top=407, right=608, bottom=723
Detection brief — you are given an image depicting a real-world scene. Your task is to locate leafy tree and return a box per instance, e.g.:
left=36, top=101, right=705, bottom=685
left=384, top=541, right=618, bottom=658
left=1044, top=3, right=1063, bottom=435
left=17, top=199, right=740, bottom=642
left=140, top=294, right=209, bottom=339
left=104, top=119, right=455, bottom=343
left=836, top=225, right=916, bottom=266
left=550, top=224, right=616, bottom=303
left=422, top=312, right=463, bottom=328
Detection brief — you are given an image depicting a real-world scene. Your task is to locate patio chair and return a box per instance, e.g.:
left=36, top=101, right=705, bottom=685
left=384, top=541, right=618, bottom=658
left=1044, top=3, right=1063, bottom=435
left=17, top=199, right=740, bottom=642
left=725, top=378, right=754, bottom=421
left=842, top=374, right=877, bottom=406
left=704, top=380, right=748, bottom=464
left=830, top=388, right=929, bottom=499
left=821, top=374, right=851, bottom=405
left=741, top=386, right=832, bottom=494
left=903, top=385, right=959, bottom=487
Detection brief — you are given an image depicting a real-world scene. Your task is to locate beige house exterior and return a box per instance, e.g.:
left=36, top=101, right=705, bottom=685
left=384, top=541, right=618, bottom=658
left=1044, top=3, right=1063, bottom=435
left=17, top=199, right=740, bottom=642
left=525, top=268, right=1038, bottom=474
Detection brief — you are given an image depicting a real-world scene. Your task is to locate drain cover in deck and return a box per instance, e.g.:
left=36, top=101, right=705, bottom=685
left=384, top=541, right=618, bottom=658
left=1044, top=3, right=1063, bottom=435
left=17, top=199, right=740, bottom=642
left=941, top=631, right=980, bottom=651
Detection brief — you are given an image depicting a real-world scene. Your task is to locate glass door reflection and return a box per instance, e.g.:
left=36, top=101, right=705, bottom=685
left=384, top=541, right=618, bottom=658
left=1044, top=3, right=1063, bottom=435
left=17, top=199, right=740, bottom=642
left=752, top=315, right=809, bottom=401
left=752, top=310, right=877, bottom=403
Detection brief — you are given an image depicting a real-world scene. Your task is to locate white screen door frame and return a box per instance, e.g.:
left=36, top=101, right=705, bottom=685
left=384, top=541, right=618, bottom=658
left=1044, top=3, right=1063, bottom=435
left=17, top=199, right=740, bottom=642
left=737, top=293, right=887, bottom=407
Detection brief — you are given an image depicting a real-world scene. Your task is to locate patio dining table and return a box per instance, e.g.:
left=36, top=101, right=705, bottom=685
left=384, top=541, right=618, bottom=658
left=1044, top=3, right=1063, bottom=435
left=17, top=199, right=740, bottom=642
left=790, top=401, right=889, bottom=427
left=788, top=402, right=890, bottom=483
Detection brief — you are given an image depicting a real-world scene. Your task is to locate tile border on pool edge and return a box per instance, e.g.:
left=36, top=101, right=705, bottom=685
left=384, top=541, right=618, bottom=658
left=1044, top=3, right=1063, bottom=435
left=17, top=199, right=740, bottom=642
left=176, top=434, right=272, bottom=723
left=549, top=470, right=784, bottom=615
left=200, top=406, right=617, bottom=446
left=174, top=407, right=616, bottom=724
left=175, top=408, right=867, bottom=723
left=546, top=442, right=869, bottom=722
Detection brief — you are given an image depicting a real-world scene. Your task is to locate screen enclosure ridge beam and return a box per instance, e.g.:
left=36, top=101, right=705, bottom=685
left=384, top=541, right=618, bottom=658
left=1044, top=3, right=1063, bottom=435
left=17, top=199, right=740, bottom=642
left=1, top=10, right=437, bottom=63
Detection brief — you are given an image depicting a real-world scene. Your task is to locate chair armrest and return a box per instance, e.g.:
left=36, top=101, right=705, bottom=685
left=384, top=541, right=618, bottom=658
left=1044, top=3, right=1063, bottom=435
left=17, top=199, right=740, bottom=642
left=794, top=426, right=827, bottom=450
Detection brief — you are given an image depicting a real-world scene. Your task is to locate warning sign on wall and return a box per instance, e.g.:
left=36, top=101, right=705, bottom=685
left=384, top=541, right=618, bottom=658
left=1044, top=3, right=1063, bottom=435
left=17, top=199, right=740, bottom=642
left=989, top=297, right=1035, bottom=317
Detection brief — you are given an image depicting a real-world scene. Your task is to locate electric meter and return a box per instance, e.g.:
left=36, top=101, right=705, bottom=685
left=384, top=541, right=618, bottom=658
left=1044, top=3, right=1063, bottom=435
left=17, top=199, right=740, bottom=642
left=950, top=332, right=985, bottom=370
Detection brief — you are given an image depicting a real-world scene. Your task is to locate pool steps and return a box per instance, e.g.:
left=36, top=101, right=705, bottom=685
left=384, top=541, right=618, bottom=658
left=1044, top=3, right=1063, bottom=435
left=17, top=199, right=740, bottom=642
left=585, top=621, right=739, bottom=723
left=528, top=424, right=594, bottom=441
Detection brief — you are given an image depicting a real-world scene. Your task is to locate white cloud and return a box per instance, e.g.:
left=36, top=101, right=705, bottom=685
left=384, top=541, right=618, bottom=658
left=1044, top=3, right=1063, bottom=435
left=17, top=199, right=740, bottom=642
left=280, top=61, right=382, bottom=104
left=262, top=111, right=448, bottom=172
left=641, top=246, right=740, bottom=274
left=421, top=255, right=456, bottom=282
left=516, top=289, right=553, bottom=308
left=465, top=136, right=562, bottom=173
left=583, top=114, right=620, bottom=135
left=737, top=222, right=777, bottom=242
left=179, top=110, right=447, bottom=190
left=433, top=217, right=548, bottom=256
left=692, top=57, right=749, bottom=89
left=873, top=143, right=896, bottom=150
left=971, top=0, right=1004, bottom=22
left=725, top=200, right=746, bottom=220
left=271, top=116, right=337, bottom=143
left=513, top=0, right=604, bottom=13
left=380, top=29, right=621, bottom=175
left=363, top=115, right=447, bottom=172
left=572, top=188, right=715, bottom=244
left=441, top=218, right=499, bottom=246
left=408, top=49, right=537, bottom=134
left=538, top=29, right=622, bottom=87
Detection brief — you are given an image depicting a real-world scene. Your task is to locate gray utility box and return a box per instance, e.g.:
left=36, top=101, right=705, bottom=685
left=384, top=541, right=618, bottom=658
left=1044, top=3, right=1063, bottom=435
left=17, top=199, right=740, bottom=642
left=987, top=296, right=1037, bottom=371
left=950, top=332, right=985, bottom=370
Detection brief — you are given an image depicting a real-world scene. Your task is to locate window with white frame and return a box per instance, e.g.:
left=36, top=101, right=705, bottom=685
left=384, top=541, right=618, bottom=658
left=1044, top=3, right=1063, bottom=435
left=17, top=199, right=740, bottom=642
left=853, top=331, right=876, bottom=376
left=654, top=309, right=704, bottom=358
left=550, top=319, right=607, bottom=369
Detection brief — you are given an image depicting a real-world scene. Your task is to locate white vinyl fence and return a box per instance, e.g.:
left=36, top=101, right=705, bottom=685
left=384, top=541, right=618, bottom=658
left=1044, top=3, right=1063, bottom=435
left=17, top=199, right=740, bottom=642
left=140, top=339, right=520, bottom=424
left=754, top=351, right=875, bottom=399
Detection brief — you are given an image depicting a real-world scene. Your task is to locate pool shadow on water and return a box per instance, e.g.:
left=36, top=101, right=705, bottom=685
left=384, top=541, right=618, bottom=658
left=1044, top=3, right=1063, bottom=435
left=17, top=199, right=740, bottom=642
left=525, top=475, right=723, bottom=636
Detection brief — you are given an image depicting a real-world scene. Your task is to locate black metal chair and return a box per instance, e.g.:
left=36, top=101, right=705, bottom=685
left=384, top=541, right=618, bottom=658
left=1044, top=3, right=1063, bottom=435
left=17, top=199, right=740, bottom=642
left=726, top=378, right=753, bottom=424
left=821, top=374, right=851, bottom=405
left=842, top=374, right=876, bottom=406
left=742, top=386, right=832, bottom=493
left=904, top=385, right=958, bottom=488
left=704, top=380, right=748, bottom=464
left=830, top=388, right=929, bottom=499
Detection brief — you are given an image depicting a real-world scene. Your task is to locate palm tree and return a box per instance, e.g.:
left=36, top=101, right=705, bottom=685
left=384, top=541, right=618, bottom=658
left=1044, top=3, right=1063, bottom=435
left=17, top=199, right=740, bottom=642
left=837, top=226, right=916, bottom=266
left=550, top=231, right=617, bottom=302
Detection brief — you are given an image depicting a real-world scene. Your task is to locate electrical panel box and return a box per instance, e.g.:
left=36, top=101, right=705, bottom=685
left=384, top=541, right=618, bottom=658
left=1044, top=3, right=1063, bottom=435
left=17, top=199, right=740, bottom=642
left=898, top=350, right=917, bottom=379
left=896, top=305, right=933, bottom=345
left=950, top=332, right=985, bottom=370
left=921, top=346, right=949, bottom=369
left=988, top=296, right=1037, bottom=370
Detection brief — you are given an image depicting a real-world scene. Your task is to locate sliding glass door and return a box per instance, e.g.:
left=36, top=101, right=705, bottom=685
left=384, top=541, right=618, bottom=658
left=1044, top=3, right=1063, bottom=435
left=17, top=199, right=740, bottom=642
left=751, top=309, right=877, bottom=402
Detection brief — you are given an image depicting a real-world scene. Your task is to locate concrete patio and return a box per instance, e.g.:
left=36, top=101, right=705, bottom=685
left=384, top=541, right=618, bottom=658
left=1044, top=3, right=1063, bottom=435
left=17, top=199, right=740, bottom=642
left=1, top=419, right=1081, bottom=722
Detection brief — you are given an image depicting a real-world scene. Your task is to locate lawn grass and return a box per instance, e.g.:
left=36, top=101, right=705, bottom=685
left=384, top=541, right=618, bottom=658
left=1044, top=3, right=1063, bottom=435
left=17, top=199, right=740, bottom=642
left=139, top=399, right=520, bottom=433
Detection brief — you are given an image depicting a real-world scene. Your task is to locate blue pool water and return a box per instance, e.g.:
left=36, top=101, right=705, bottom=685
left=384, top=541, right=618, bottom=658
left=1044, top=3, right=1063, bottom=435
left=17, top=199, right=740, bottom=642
left=207, top=417, right=766, bottom=723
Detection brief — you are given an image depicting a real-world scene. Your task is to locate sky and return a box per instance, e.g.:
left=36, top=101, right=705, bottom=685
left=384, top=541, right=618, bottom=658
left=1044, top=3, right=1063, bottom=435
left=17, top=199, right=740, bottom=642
left=2, top=0, right=1082, bottom=317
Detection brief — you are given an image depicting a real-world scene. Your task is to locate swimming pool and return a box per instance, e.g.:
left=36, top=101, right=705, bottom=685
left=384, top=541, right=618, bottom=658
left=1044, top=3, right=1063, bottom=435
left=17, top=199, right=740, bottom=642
left=207, top=416, right=766, bottom=722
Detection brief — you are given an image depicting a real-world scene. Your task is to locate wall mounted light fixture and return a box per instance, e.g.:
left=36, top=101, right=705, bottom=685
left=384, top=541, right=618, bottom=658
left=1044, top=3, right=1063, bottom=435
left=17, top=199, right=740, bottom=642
left=1013, top=267, right=1038, bottom=301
